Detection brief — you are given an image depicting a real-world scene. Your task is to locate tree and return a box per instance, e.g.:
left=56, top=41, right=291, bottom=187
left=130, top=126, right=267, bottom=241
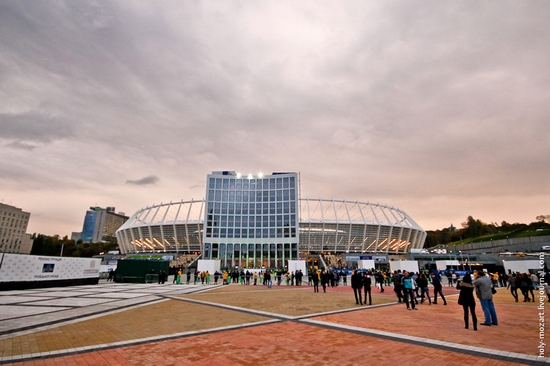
left=462, top=216, right=482, bottom=238
left=30, top=234, right=119, bottom=257
left=536, top=215, right=550, bottom=223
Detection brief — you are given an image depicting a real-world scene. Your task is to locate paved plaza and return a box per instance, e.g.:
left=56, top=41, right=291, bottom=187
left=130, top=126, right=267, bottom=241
left=0, top=280, right=548, bottom=365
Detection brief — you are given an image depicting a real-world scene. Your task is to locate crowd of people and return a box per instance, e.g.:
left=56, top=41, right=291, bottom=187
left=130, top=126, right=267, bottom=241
left=170, top=265, right=546, bottom=332
left=348, top=267, right=549, bottom=332
left=172, top=268, right=307, bottom=287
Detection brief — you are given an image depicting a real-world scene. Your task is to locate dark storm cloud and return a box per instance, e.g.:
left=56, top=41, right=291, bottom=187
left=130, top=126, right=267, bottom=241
left=126, top=175, right=160, bottom=186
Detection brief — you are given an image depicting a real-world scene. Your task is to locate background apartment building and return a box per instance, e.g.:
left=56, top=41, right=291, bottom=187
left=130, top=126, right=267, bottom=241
left=81, top=207, right=128, bottom=243
left=0, top=203, right=33, bottom=254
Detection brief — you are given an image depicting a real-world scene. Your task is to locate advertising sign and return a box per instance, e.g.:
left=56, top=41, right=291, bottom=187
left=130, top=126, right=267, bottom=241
left=0, top=254, right=101, bottom=282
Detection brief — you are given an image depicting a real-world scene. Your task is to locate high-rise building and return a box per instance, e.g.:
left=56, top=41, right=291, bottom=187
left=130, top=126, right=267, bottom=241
left=202, top=171, right=299, bottom=268
left=81, top=207, right=128, bottom=243
left=0, top=203, right=33, bottom=254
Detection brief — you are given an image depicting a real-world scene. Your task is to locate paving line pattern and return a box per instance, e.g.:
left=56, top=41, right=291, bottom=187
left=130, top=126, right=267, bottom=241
left=170, top=294, right=550, bottom=366
left=1, top=283, right=548, bottom=365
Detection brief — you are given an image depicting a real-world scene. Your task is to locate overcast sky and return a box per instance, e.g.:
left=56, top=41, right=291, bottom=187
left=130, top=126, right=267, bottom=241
left=1, top=1, right=549, bottom=237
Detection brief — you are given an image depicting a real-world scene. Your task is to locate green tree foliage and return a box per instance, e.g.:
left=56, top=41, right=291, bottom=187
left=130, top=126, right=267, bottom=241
left=30, top=234, right=118, bottom=257
left=461, top=216, right=498, bottom=237
left=424, top=215, right=548, bottom=247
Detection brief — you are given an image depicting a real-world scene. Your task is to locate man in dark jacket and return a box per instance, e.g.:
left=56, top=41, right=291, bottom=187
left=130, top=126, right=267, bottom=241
left=392, top=270, right=403, bottom=303
left=431, top=271, right=447, bottom=305
left=351, top=270, right=363, bottom=305
left=363, top=272, right=372, bottom=305
left=311, top=270, right=319, bottom=292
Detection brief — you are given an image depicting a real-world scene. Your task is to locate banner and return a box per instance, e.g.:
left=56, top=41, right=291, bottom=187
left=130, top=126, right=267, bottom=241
left=0, top=254, right=101, bottom=282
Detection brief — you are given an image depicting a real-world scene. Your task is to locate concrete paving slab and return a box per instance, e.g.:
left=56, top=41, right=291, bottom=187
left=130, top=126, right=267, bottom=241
left=82, top=292, right=154, bottom=299
left=20, top=297, right=113, bottom=307
left=0, top=306, right=69, bottom=321
left=17, top=291, right=97, bottom=298
left=0, top=296, right=57, bottom=305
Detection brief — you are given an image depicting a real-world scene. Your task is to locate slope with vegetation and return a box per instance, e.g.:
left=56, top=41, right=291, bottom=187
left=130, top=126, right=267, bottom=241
left=424, top=215, right=550, bottom=248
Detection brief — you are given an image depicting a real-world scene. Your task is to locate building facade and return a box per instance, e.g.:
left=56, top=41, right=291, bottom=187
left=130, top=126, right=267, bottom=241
left=81, top=207, right=128, bottom=243
left=0, top=203, right=33, bottom=254
left=202, top=171, right=299, bottom=268
left=116, top=171, right=427, bottom=267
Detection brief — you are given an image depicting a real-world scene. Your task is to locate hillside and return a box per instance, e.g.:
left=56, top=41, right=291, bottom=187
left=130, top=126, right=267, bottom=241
left=424, top=216, right=550, bottom=248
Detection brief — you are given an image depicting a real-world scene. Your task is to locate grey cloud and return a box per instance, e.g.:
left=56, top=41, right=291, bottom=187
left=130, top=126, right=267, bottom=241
left=5, top=141, right=37, bottom=151
left=126, top=175, right=160, bottom=186
left=1, top=1, right=549, bottom=236
left=0, top=113, right=75, bottom=144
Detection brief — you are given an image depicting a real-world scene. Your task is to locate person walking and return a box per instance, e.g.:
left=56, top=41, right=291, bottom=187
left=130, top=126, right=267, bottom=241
left=457, top=273, right=477, bottom=330
left=431, top=272, right=447, bottom=305
left=321, top=270, right=330, bottom=293
left=401, top=271, right=417, bottom=310
left=311, top=269, right=319, bottom=293
left=351, top=270, right=363, bottom=305
left=363, top=272, right=372, bottom=305
left=473, top=270, right=498, bottom=326
left=392, top=270, right=404, bottom=303
left=417, top=273, right=431, bottom=305
left=265, top=271, right=272, bottom=288
left=508, top=273, right=518, bottom=302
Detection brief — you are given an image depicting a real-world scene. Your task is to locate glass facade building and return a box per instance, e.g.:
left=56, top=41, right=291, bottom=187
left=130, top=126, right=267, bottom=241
left=116, top=171, right=427, bottom=266
left=202, top=171, right=299, bottom=268
left=81, top=207, right=129, bottom=243
left=81, top=209, right=98, bottom=243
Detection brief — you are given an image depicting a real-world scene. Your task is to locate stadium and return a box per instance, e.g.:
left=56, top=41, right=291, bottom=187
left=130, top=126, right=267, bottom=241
left=116, top=171, right=426, bottom=268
